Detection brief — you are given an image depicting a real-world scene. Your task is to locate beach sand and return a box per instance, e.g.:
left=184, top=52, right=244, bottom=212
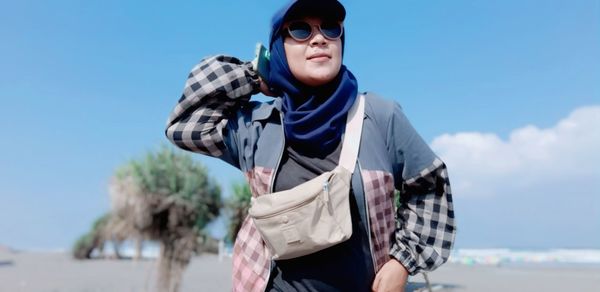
left=1, top=250, right=599, bottom=292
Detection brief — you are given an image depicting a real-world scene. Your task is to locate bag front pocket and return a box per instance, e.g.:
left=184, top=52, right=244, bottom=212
left=248, top=168, right=353, bottom=260
left=251, top=187, right=347, bottom=260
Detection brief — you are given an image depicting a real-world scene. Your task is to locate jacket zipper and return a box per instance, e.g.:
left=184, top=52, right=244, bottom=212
left=263, top=111, right=286, bottom=292
left=352, top=96, right=377, bottom=270
left=358, top=160, right=377, bottom=270
left=269, top=111, right=286, bottom=193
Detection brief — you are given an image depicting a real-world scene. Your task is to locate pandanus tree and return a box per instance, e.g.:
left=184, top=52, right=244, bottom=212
left=109, top=144, right=221, bottom=292
left=72, top=213, right=111, bottom=259
left=73, top=211, right=144, bottom=260
left=72, top=211, right=137, bottom=260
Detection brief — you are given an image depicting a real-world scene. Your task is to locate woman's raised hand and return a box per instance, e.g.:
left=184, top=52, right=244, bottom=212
left=259, top=77, right=278, bottom=97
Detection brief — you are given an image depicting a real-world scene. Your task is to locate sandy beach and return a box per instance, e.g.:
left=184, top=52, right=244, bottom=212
left=1, top=249, right=599, bottom=292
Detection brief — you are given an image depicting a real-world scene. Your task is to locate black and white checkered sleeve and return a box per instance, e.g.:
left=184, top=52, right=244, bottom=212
left=164, top=55, right=260, bottom=159
left=390, top=158, right=457, bottom=275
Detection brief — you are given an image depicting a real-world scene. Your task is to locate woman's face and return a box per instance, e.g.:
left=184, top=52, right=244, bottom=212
left=283, top=17, right=343, bottom=87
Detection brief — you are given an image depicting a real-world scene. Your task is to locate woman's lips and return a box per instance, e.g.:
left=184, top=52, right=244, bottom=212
left=307, top=53, right=331, bottom=62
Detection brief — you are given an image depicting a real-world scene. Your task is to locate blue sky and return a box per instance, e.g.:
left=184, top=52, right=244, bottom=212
left=1, top=0, right=598, bottom=251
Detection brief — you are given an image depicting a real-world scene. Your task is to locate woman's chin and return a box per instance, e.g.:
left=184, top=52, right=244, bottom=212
left=298, top=70, right=338, bottom=87
left=300, top=75, right=335, bottom=87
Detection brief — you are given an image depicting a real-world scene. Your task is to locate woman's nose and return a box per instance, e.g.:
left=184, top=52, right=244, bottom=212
left=310, top=31, right=327, bottom=46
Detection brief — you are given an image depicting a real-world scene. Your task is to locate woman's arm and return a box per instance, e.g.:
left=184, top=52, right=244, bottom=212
left=390, top=159, right=455, bottom=275
left=387, top=103, right=457, bottom=276
left=164, top=55, right=260, bottom=168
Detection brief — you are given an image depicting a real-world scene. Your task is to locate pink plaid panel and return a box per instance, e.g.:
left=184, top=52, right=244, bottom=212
left=245, top=166, right=273, bottom=197
left=232, top=167, right=274, bottom=292
left=362, top=169, right=396, bottom=272
left=232, top=216, right=271, bottom=292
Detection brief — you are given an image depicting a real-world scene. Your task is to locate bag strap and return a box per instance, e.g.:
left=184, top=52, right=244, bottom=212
left=339, top=94, right=365, bottom=172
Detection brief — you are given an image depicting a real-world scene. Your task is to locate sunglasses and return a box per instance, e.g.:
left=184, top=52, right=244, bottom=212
left=285, top=21, right=344, bottom=42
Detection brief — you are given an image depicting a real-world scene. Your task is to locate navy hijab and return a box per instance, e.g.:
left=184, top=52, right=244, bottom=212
left=267, top=0, right=359, bottom=156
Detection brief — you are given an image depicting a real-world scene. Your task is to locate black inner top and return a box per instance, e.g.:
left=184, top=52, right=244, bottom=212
left=266, top=141, right=375, bottom=292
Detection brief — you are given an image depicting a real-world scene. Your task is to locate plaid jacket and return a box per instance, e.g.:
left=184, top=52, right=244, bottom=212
left=165, top=55, right=457, bottom=292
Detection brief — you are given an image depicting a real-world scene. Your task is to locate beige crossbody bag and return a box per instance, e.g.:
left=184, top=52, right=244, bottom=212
left=248, top=94, right=365, bottom=260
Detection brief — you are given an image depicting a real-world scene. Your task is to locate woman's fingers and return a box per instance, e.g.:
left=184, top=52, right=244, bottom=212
left=371, top=270, right=382, bottom=291
left=259, top=78, right=277, bottom=97
left=372, top=259, right=409, bottom=292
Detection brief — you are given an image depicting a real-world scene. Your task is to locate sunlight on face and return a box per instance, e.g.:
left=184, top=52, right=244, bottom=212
left=283, top=17, right=343, bottom=87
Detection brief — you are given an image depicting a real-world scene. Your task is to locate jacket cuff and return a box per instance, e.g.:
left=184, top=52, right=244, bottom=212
left=389, top=242, right=419, bottom=276
left=242, top=61, right=261, bottom=95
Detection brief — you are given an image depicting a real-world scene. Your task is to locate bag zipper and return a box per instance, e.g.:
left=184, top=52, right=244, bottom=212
left=252, top=190, right=321, bottom=219
left=322, top=181, right=330, bottom=203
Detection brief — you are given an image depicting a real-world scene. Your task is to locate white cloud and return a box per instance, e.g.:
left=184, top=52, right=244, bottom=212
left=431, top=105, right=600, bottom=198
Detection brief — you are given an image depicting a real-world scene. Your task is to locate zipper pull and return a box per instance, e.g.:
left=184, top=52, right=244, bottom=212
left=323, top=182, right=330, bottom=203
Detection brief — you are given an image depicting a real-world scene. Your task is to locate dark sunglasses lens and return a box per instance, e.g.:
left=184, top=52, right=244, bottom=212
left=288, top=22, right=312, bottom=40
left=320, top=21, right=342, bottom=39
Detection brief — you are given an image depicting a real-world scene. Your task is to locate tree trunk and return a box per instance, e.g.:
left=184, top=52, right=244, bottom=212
left=157, top=241, right=173, bottom=292
left=134, top=237, right=143, bottom=261
left=156, top=234, right=196, bottom=292
left=113, top=238, right=123, bottom=260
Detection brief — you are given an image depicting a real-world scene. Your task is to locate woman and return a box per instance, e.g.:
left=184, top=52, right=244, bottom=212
left=165, top=1, right=456, bottom=291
